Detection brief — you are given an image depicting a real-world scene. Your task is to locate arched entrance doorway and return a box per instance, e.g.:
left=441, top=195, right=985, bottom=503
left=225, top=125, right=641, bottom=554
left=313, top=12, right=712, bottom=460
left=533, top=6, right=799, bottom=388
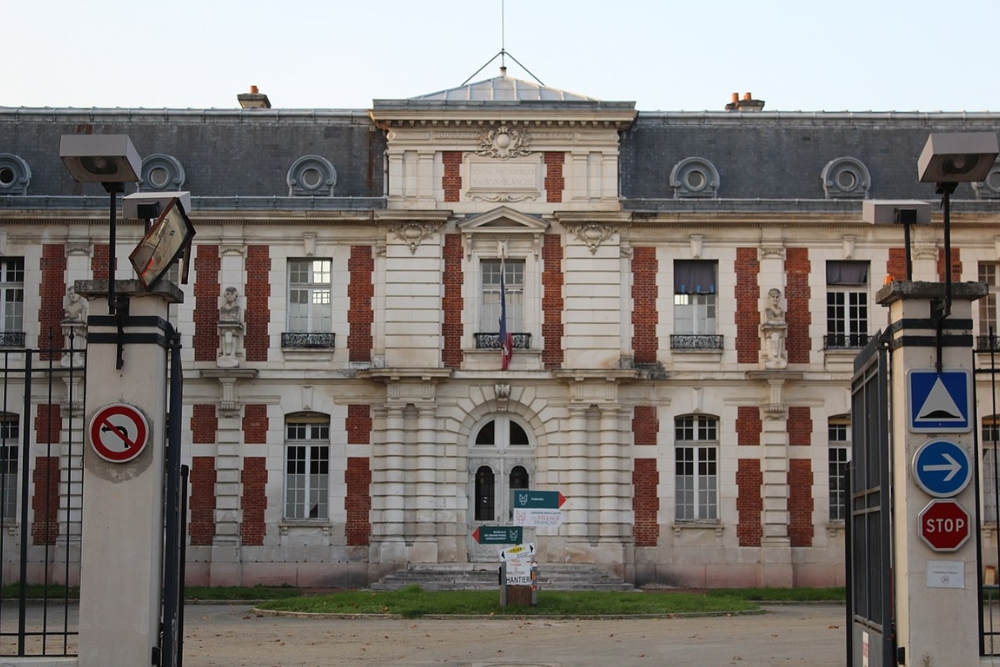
left=467, top=415, right=534, bottom=561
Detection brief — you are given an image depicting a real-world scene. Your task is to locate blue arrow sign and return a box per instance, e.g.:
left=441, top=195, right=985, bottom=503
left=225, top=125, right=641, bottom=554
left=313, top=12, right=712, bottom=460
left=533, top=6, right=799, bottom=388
left=912, top=439, right=972, bottom=497
left=511, top=490, right=566, bottom=509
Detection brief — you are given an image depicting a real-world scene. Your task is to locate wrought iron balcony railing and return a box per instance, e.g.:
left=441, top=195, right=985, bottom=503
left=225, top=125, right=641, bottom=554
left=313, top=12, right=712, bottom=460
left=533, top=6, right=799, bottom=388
left=977, top=335, right=1000, bottom=352
left=0, top=331, right=26, bottom=348
left=824, top=333, right=869, bottom=350
left=474, top=332, right=532, bottom=350
left=281, top=332, right=335, bottom=349
left=670, top=334, right=723, bottom=350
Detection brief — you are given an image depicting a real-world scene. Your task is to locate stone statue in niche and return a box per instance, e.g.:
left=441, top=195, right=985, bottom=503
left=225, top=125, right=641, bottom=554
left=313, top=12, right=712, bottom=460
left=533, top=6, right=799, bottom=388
left=217, top=286, right=244, bottom=368
left=761, top=287, right=787, bottom=369
left=62, top=285, right=88, bottom=322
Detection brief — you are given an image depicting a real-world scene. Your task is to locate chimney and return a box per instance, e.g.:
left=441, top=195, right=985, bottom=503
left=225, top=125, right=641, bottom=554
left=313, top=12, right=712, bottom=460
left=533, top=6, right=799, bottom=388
left=238, top=85, right=271, bottom=110
left=725, top=91, right=765, bottom=112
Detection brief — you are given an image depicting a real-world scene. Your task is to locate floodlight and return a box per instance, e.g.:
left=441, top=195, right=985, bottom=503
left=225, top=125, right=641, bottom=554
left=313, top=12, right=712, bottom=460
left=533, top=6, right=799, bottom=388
left=862, top=200, right=931, bottom=225
left=918, top=132, right=999, bottom=185
left=59, top=135, right=141, bottom=189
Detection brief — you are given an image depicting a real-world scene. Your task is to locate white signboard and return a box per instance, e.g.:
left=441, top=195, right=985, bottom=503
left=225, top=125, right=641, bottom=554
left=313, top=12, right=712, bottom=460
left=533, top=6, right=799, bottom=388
left=505, top=558, right=532, bottom=586
left=513, top=508, right=563, bottom=527
left=926, top=559, right=966, bottom=589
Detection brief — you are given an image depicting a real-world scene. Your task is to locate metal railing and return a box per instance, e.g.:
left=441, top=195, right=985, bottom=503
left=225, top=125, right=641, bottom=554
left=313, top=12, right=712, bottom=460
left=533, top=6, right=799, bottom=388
left=474, top=333, right=532, bottom=350
left=825, top=333, right=869, bottom=349
left=0, top=332, right=25, bottom=348
left=670, top=334, right=723, bottom=350
left=281, top=332, right=336, bottom=349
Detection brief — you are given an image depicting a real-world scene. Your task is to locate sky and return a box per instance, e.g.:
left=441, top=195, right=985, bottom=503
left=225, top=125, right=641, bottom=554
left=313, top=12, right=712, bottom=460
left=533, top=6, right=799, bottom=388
left=3, top=0, right=998, bottom=113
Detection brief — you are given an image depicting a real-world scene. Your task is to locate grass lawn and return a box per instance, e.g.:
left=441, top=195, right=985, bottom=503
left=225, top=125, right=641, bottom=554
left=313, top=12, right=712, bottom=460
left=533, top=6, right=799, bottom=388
left=256, top=586, right=760, bottom=618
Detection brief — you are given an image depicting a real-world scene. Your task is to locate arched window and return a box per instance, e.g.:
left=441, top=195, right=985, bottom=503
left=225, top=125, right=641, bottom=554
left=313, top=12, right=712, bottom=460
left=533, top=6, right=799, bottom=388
left=475, top=466, right=495, bottom=521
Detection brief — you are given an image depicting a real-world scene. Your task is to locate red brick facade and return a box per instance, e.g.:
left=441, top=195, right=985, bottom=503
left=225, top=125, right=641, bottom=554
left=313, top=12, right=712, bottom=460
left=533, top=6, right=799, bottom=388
left=346, top=457, right=371, bottom=546
left=245, top=246, right=271, bottom=362
left=632, top=458, right=659, bottom=547
left=243, top=404, right=268, bottom=444
left=189, top=456, right=217, bottom=546
left=193, top=245, right=220, bottom=362
left=736, top=406, right=761, bottom=446
left=736, top=458, right=762, bottom=547
left=631, top=247, right=658, bottom=364
left=544, top=152, right=565, bottom=203
left=735, top=247, right=760, bottom=364
left=632, top=406, right=659, bottom=446
left=888, top=247, right=907, bottom=282
left=541, top=234, right=564, bottom=369
left=785, top=247, right=811, bottom=364
left=347, top=404, right=371, bottom=445
left=443, top=151, right=462, bottom=202
left=241, top=457, right=267, bottom=546
left=192, top=404, right=217, bottom=444
left=348, top=246, right=374, bottom=362
left=31, top=456, right=60, bottom=546
left=442, top=233, right=464, bottom=369
left=40, top=245, right=65, bottom=357
left=91, top=244, right=109, bottom=281
left=34, top=403, right=61, bottom=445
left=938, top=247, right=962, bottom=282
left=788, top=459, right=814, bottom=547
left=788, top=406, right=812, bottom=446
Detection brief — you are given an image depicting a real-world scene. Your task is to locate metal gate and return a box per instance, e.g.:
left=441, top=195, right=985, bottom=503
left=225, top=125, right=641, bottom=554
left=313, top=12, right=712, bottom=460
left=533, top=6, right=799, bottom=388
left=977, top=332, right=1000, bottom=655
left=0, top=333, right=85, bottom=657
left=848, top=332, right=895, bottom=667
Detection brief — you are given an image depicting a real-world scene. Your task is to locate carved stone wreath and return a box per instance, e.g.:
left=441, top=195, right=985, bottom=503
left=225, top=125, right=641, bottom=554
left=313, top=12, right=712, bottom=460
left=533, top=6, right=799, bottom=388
left=568, top=223, right=616, bottom=254
left=476, top=125, right=531, bottom=160
left=391, top=222, right=438, bottom=253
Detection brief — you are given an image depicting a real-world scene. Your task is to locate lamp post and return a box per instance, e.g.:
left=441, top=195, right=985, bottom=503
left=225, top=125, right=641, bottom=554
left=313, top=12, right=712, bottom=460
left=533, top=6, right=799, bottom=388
left=917, top=132, right=999, bottom=370
left=862, top=200, right=931, bottom=281
left=59, top=135, right=141, bottom=315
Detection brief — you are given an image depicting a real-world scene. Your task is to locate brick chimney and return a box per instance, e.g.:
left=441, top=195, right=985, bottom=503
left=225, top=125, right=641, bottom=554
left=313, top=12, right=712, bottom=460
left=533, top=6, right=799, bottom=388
left=725, top=92, right=765, bottom=112
left=238, top=85, right=271, bottom=110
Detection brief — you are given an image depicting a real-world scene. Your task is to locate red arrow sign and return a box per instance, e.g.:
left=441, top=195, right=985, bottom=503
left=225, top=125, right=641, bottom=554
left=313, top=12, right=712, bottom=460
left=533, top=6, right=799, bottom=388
left=918, top=499, right=970, bottom=552
left=557, top=492, right=566, bottom=508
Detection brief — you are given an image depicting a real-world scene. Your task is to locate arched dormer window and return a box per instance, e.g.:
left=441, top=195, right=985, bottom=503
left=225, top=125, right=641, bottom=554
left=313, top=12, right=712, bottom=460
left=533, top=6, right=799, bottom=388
left=670, top=157, right=720, bottom=199
left=821, top=157, right=871, bottom=199
left=287, top=156, right=337, bottom=197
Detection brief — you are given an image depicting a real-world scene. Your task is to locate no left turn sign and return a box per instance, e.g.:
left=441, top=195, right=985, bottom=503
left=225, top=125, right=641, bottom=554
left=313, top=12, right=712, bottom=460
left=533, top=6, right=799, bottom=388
left=88, top=403, right=150, bottom=463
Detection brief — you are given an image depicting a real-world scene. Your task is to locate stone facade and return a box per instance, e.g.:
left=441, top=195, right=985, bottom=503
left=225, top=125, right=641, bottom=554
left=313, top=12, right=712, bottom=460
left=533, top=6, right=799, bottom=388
left=1, top=74, right=1000, bottom=589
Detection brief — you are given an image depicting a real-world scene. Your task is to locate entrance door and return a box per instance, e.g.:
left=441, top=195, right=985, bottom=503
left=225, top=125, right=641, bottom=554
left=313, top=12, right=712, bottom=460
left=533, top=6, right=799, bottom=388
left=468, top=416, right=534, bottom=562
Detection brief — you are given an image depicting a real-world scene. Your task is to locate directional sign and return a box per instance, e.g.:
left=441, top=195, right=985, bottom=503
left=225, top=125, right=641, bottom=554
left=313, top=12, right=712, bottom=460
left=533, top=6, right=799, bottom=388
left=88, top=403, right=149, bottom=463
left=512, top=490, right=566, bottom=510
left=501, top=542, right=535, bottom=561
left=912, top=439, right=971, bottom=497
left=907, top=369, right=972, bottom=433
left=472, top=526, right=523, bottom=545
left=513, top=508, right=563, bottom=527
left=918, top=499, right=971, bottom=552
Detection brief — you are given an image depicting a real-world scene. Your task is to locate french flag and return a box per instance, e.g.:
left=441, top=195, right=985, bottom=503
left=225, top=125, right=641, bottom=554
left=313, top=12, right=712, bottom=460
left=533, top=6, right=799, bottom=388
left=499, top=264, right=513, bottom=370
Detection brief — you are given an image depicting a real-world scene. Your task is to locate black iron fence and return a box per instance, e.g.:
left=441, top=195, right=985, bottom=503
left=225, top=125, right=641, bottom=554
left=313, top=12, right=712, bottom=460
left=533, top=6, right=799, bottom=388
left=0, top=332, right=85, bottom=657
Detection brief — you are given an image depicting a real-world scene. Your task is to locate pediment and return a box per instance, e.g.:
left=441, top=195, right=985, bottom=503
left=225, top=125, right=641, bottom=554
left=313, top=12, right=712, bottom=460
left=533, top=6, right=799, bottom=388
left=457, top=206, right=549, bottom=234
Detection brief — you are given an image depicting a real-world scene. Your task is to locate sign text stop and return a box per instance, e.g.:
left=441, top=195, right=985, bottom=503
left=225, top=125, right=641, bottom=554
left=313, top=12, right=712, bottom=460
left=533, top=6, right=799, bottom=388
left=918, top=499, right=971, bottom=552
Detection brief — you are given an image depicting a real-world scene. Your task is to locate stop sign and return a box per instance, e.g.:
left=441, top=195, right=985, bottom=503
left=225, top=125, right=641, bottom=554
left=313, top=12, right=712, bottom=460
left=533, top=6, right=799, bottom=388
left=918, top=499, right=971, bottom=552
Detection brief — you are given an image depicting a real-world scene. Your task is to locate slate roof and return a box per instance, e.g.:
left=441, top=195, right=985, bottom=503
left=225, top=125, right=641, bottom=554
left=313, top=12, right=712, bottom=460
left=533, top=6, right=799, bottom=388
left=410, top=74, right=598, bottom=103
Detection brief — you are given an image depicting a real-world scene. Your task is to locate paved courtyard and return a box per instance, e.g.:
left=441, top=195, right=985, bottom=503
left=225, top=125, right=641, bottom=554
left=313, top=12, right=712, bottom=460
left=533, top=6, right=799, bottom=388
left=182, top=603, right=846, bottom=667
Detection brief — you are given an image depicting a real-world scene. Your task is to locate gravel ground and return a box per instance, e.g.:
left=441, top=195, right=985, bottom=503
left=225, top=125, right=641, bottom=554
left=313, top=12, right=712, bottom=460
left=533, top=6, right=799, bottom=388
left=181, top=603, right=847, bottom=667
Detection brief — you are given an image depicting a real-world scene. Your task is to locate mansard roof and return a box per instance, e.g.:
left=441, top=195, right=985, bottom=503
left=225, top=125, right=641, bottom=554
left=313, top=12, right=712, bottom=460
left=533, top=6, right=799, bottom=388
left=411, top=73, right=599, bottom=103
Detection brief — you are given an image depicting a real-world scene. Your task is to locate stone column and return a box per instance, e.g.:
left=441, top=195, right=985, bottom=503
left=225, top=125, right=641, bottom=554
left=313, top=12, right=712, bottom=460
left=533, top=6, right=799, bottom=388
left=879, top=281, right=984, bottom=667
left=381, top=404, right=406, bottom=560
left=412, top=405, right=437, bottom=558
left=566, top=406, right=590, bottom=539
left=598, top=405, right=622, bottom=540
left=75, top=280, right=179, bottom=667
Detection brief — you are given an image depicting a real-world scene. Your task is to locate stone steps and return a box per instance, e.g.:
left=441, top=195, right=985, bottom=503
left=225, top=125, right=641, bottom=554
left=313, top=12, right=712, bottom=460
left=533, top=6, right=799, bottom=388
left=370, top=563, right=634, bottom=592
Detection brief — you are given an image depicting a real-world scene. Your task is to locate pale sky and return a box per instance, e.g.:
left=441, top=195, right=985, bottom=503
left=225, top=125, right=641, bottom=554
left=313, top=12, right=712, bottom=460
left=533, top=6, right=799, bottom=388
left=3, top=0, right=998, bottom=113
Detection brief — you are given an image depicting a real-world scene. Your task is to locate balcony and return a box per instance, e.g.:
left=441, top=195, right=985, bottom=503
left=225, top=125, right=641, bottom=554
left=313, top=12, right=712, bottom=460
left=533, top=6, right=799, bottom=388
left=825, top=333, right=869, bottom=350
left=474, top=332, right=532, bottom=350
left=281, top=332, right=335, bottom=349
left=978, top=335, right=1000, bottom=353
left=670, top=334, right=723, bottom=350
left=0, top=331, right=25, bottom=348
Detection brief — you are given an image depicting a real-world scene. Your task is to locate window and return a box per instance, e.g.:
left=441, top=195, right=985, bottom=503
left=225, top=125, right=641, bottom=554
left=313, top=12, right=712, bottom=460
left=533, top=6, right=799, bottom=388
left=826, top=261, right=869, bottom=349
left=284, top=259, right=334, bottom=348
left=675, top=415, right=718, bottom=521
left=983, top=416, right=1000, bottom=523
left=0, top=414, right=17, bottom=521
left=284, top=415, right=330, bottom=520
left=672, top=261, right=721, bottom=349
left=829, top=417, right=850, bottom=522
left=475, top=259, right=529, bottom=349
left=978, top=263, right=999, bottom=351
left=471, top=417, right=532, bottom=524
left=0, top=258, right=24, bottom=348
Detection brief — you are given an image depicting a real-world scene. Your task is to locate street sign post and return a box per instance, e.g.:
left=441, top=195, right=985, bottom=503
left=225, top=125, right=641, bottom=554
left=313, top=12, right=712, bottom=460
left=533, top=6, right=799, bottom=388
left=513, top=508, right=563, bottom=527
left=511, top=490, right=566, bottom=509
left=907, top=369, right=972, bottom=433
left=472, top=526, right=523, bottom=545
left=88, top=403, right=150, bottom=464
left=918, top=499, right=971, bottom=552
left=911, top=440, right=971, bottom=498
